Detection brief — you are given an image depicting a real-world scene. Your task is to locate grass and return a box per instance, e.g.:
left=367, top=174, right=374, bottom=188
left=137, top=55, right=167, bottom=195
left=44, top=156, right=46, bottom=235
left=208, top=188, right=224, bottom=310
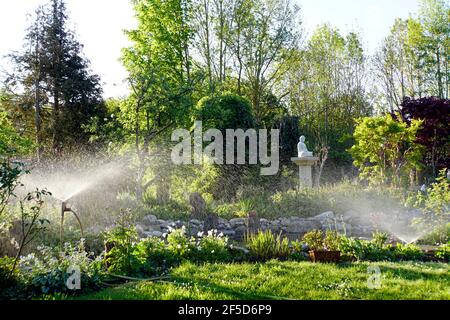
left=73, top=261, right=450, bottom=300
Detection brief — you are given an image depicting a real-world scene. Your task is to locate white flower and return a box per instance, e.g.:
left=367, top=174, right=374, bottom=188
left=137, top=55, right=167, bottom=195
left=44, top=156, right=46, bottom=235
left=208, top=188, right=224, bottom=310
left=197, top=231, right=204, bottom=238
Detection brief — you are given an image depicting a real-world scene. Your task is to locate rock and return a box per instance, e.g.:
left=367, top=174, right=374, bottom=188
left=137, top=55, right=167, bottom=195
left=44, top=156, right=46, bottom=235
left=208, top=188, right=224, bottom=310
left=189, top=193, right=207, bottom=219
left=136, top=224, right=146, bottom=238
left=221, top=230, right=236, bottom=237
left=142, top=215, right=158, bottom=225
left=144, top=225, right=162, bottom=233
left=285, top=219, right=322, bottom=234
left=230, top=218, right=246, bottom=227
left=233, top=225, right=247, bottom=239
left=309, top=211, right=335, bottom=223
left=280, top=218, right=290, bottom=226
left=247, top=211, right=260, bottom=235
left=190, top=219, right=202, bottom=225
left=146, top=231, right=163, bottom=238
left=351, top=225, right=374, bottom=237
left=232, top=246, right=250, bottom=254
left=204, top=214, right=219, bottom=232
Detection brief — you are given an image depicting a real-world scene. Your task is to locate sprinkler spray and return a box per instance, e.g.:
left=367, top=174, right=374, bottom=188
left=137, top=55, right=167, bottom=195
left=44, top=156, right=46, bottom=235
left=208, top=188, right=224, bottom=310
left=60, top=200, right=84, bottom=249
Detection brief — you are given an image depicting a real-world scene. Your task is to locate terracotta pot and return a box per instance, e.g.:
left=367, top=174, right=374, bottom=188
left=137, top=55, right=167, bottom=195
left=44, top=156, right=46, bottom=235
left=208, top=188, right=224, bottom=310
left=309, top=250, right=341, bottom=263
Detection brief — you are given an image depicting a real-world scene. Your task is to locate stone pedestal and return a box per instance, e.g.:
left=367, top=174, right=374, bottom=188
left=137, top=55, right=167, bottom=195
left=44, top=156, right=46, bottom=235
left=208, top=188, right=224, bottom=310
left=291, top=156, right=319, bottom=188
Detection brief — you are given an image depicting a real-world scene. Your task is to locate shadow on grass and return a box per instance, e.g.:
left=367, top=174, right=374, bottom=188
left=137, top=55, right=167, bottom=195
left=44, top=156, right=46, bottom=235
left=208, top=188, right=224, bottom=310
left=166, top=276, right=293, bottom=300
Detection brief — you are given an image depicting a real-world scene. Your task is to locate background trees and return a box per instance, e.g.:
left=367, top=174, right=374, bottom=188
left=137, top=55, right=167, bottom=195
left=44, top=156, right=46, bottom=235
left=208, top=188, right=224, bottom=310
left=374, top=0, right=449, bottom=112
left=0, top=0, right=448, bottom=201
left=5, top=0, right=104, bottom=160
left=350, top=113, right=424, bottom=187
left=281, top=25, right=371, bottom=182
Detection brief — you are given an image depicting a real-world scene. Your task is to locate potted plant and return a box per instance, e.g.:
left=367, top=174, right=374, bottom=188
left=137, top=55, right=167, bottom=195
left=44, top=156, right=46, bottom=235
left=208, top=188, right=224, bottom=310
left=302, top=230, right=341, bottom=263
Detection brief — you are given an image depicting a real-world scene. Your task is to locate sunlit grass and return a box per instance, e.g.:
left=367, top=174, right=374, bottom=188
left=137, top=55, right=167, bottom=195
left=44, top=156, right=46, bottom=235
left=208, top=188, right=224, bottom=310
left=74, top=261, right=450, bottom=300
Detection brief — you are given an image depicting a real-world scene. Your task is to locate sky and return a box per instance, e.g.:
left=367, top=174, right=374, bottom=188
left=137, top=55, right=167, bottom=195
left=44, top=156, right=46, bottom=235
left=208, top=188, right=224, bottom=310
left=0, top=0, right=421, bottom=99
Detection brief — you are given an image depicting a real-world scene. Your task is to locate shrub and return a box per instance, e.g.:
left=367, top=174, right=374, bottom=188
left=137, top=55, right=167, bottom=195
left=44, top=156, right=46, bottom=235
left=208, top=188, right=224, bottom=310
left=350, top=113, right=424, bottom=187
left=302, top=230, right=324, bottom=251
left=18, top=240, right=104, bottom=296
left=324, top=231, right=341, bottom=251
left=136, top=237, right=179, bottom=276
left=166, top=226, right=194, bottom=259
left=289, top=240, right=308, bottom=261
left=193, top=230, right=231, bottom=263
left=394, top=243, right=424, bottom=261
left=339, top=233, right=395, bottom=262
left=103, top=221, right=141, bottom=276
left=0, top=256, right=26, bottom=299
left=372, top=231, right=389, bottom=247
left=407, top=169, right=450, bottom=243
left=246, top=230, right=290, bottom=261
left=435, top=242, right=450, bottom=261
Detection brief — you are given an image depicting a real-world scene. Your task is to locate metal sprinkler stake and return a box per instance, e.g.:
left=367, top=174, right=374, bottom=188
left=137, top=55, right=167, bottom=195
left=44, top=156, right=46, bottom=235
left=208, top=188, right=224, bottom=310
left=60, top=201, right=84, bottom=249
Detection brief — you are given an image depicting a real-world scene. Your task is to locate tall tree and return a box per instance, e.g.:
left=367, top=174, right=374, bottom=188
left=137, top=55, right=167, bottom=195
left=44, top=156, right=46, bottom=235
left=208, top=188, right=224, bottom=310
left=374, top=0, right=449, bottom=111
left=123, top=0, right=193, bottom=200
left=7, top=0, right=103, bottom=159
left=282, top=25, right=371, bottom=174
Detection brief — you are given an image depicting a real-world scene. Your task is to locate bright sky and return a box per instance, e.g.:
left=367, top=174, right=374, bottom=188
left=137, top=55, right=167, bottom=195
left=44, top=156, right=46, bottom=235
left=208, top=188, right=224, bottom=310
left=0, top=0, right=420, bottom=99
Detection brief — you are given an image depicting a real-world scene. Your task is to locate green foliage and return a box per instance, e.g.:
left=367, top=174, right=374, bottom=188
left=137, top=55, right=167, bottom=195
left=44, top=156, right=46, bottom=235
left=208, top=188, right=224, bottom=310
left=18, top=240, right=104, bottom=296
left=193, top=93, right=255, bottom=130
left=351, top=113, right=424, bottom=186
left=302, top=230, right=341, bottom=251
left=192, top=230, right=231, bottom=263
left=135, top=237, right=179, bottom=276
left=394, top=243, right=424, bottom=261
left=0, top=108, right=33, bottom=156
left=339, top=233, right=424, bottom=262
left=246, top=230, right=290, bottom=261
left=323, top=231, right=341, bottom=251
left=406, top=169, right=450, bottom=236
left=104, top=225, right=233, bottom=277
left=0, top=256, right=24, bottom=299
left=435, top=242, right=450, bottom=260
left=78, top=261, right=450, bottom=300
left=104, top=219, right=141, bottom=276
left=302, top=230, right=325, bottom=251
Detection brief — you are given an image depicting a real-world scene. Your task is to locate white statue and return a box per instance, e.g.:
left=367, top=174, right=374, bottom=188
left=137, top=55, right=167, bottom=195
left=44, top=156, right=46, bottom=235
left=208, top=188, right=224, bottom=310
left=297, top=136, right=313, bottom=157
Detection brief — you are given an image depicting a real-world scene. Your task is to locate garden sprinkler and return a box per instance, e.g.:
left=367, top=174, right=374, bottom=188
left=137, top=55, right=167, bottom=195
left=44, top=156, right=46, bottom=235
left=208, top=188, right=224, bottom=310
left=60, top=200, right=84, bottom=250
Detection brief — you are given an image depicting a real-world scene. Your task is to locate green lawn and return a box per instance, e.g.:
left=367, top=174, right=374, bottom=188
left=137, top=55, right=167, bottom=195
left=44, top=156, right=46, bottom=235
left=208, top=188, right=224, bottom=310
left=74, top=261, right=450, bottom=300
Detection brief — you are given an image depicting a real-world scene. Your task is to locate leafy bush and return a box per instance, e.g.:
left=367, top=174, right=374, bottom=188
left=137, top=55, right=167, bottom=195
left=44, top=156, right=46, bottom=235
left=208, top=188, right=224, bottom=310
left=407, top=169, right=450, bottom=243
left=104, top=226, right=235, bottom=277
left=246, top=230, right=290, bottom=261
left=289, top=240, right=308, bottom=261
left=103, top=215, right=141, bottom=275
left=419, top=223, right=450, bottom=245
left=435, top=242, right=450, bottom=261
left=302, top=230, right=341, bottom=251
left=339, top=233, right=424, bottom=262
left=324, top=231, right=341, bottom=251
left=394, top=243, right=424, bottom=261
left=18, top=240, right=104, bottom=296
left=350, top=113, right=424, bottom=187
left=166, top=226, right=193, bottom=259
left=302, top=230, right=325, bottom=251
left=192, top=230, right=231, bottom=263
left=0, top=256, right=26, bottom=299
left=135, top=237, right=179, bottom=276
